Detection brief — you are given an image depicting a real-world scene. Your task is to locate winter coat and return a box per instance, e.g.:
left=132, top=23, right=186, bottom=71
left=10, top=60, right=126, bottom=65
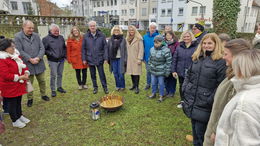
left=66, top=37, right=88, bottom=69
left=42, top=32, right=67, bottom=62
left=215, top=75, right=260, bottom=146
left=107, top=37, right=127, bottom=74
left=203, top=78, right=236, bottom=146
left=82, top=29, right=108, bottom=66
left=0, top=50, right=29, bottom=97
left=172, top=41, right=198, bottom=77
left=166, top=40, right=179, bottom=56
left=182, top=55, right=226, bottom=123
left=143, top=31, right=160, bottom=62
left=148, top=45, right=172, bottom=77
left=126, top=37, right=144, bottom=75
left=14, top=31, right=46, bottom=75
left=196, top=31, right=207, bottom=43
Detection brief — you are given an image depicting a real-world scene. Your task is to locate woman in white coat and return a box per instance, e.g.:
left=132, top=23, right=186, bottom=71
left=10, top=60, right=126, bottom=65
left=215, top=49, right=260, bottom=146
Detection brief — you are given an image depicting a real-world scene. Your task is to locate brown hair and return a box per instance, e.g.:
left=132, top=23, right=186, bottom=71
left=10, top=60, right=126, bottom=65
left=164, top=30, right=178, bottom=42
left=224, top=39, right=251, bottom=79
left=68, top=26, right=83, bottom=40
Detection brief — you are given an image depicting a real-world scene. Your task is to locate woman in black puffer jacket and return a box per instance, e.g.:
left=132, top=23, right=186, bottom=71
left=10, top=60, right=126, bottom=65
left=182, top=33, right=226, bottom=146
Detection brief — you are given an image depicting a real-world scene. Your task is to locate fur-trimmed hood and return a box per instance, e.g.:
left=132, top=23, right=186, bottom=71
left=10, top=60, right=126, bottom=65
left=0, top=49, right=20, bottom=59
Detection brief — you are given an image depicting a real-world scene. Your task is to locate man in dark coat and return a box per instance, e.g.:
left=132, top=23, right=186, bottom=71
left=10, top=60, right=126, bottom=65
left=82, top=21, right=109, bottom=94
left=42, top=24, right=67, bottom=97
left=192, top=23, right=207, bottom=43
left=15, top=20, right=50, bottom=107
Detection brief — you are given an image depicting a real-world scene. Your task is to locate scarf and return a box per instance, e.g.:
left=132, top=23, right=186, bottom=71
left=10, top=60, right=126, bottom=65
left=195, top=32, right=202, bottom=38
left=110, top=35, right=123, bottom=59
left=127, top=35, right=135, bottom=44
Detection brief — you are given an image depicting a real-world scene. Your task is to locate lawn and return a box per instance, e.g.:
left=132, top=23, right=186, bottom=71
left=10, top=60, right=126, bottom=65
left=0, top=60, right=192, bottom=146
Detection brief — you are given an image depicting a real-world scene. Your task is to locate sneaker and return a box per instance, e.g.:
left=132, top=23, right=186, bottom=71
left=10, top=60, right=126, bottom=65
left=93, top=88, right=98, bottom=94
left=41, top=96, right=50, bottom=101
left=51, top=91, right=56, bottom=97
left=78, top=85, right=83, bottom=90
left=3, top=110, right=9, bottom=115
left=82, top=85, right=88, bottom=89
left=135, top=87, right=139, bottom=94
left=104, top=88, right=109, bottom=94
left=144, top=85, right=150, bottom=90
left=158, top=96, right=166, bottom=102
left=115, top=87, right=120, bottom=91
left=19, top=115, right=30, bottom=124
left=57, top=87, right=66, bottom=93
left=27, top=99, right=33, bottom=107
left=12, top=119, right=26, bottom=128
left=148, top=93, right=156, bottom=99
left=177, top=103, right=183, bottom=108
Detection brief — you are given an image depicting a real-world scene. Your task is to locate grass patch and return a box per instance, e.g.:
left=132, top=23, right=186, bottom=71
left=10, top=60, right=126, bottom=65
left=0, top=60, right=192, bottom=146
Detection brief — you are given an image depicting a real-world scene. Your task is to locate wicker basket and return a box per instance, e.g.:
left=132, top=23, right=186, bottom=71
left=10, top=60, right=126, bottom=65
left=100, top=93, right=124, bottom=111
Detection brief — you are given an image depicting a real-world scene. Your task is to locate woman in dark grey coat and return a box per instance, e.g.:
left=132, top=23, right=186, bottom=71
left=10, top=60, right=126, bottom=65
left=107, top=26, right=127, bottom=91
left=182, top=33, right=226, bottom=146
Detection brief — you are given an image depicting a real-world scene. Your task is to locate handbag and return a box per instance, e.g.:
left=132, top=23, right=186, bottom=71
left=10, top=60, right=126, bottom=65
left=26, top=81, right=34, bottom=93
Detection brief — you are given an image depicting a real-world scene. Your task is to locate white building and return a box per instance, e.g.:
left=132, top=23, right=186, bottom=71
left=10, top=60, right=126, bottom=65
left=9, top=0, right=38, bottom=15
left=71, top=0, right=93, bottom=18
left=0, top=0, right=9, bottom=14
left=157, top=0, right=260, bottom=33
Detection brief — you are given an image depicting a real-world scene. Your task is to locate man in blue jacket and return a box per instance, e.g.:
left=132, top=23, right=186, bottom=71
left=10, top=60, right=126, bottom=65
left=82, top=21, right=109, bottom=94
left=143, top=22, right=159, bottom=90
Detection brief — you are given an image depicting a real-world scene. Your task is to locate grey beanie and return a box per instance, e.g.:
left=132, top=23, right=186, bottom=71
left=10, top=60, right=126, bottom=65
left=154, top=35, right=164, bottom=42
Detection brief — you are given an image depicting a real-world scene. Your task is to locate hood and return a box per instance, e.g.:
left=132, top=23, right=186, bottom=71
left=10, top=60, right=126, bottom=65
left=231, top=75, right=260, bottom=92
left=0, top=49, right=20, bottom=59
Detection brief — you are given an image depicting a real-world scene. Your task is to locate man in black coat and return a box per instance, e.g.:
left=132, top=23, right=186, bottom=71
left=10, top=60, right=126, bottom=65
left=192, top=23, right=207, bottom=43
left=82, top=21, right=108, bottom=94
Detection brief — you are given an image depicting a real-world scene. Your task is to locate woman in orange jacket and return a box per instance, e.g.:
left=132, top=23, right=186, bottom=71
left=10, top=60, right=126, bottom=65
left=67, top=26, right=88, bottom=90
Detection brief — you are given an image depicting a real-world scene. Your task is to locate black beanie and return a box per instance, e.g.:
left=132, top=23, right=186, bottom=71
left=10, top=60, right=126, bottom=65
left=194, top=23, right=204, bottom=32
left=0, top=38, right=12, bottom=51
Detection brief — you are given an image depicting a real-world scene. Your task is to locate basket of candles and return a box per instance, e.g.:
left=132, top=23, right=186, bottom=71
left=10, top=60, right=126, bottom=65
left=100, top=93, right=124, bottom=112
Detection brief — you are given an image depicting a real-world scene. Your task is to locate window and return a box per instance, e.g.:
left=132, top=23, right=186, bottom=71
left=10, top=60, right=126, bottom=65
left=111, top=10, right=113, bottom=15
left=97, top=1, right=100, bottom=7
left=94, top=2, right=96, bottom=7
left=200, top=6, right=206, bottom=15
left=192, top=7, right=198, bottom=16
left=167, top=9, right=172, bottom=16
left=10, top=1, right=18, bottom=10
left=111, top=0, right=113, bottom=5
left=130, top=9, right=135, bottom=16
left=122, top=0, right=127, bottom=4
left=94, top=11, right=96, bottom=16
left=107, top=0, right=109, bottom=6
left=22, top=2, right=31, bottom=14
left=142, top=0, right=147, bottom=2
left=101, top=1, right=104, bottom=6
left=178, top=8, right=184, bottom=16
left=161, top=9, right=166, bottom=16
left=115, top=10, right=117, bottom=15
left=115, top=0, right=117, bottom=5
left=152, top=8, right=157, bottom=14
left=162, top=0, right=166, bottom=3
left=142, top=8, right=147, bottom=16
left=125, top=10, right=127, bottom=15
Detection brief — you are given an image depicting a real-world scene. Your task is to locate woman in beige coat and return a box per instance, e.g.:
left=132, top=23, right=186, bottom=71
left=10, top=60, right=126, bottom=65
left=126, top=25, right=144, bottom=94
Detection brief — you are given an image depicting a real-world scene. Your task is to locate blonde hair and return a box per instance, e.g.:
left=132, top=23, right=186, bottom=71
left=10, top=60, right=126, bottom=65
left=192, top=33, right=224, bottom=61
left=232, top=49, right=260, bottom=79
left=179, top=30, right=195, bottom=42
left=68, top=26, right=83, bottom=40
left=126, top=25, right=142, bottom=41
left=110, top=25, right=123, bottom=36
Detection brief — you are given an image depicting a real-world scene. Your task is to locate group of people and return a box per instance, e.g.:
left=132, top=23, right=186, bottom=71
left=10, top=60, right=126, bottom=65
left=0, top=19, right=260, bottom=146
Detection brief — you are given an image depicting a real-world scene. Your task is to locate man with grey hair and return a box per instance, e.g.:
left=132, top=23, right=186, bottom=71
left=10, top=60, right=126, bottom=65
left=143, top=22, right=160, bottom=90
left=82, top=21, right=109, bottom=94
left=15, top=20, right=50, bottom=107
left=42, top=23, right=67, bottom=97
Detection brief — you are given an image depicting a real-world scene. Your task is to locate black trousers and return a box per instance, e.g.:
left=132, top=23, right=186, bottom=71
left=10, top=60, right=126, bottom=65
left=4, top=96, right=22, bottom=122
left=178, top=76, right=185, bottom=101
left=89, top=64, right=107, bottom=89
left=75, top=69, right=87, bottom=85
left=131, top=75, right=140, bottom=88
left=191, top=119, right=208, bottom=146
left=2, top=98, right=8, bottom=112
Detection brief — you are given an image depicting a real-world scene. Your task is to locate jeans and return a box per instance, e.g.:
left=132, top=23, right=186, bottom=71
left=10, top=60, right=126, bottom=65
left=111, top=59, right=125, bottom=88
left=191, top=119, right=208, bottom=146
left=151, top=74, right=165, bottom=96
left=165, top=74, right=177, bottom=94
left=75, top=69, right=87, bottom=85
left=4, top=96, right=22, bottom=122
left=145, top=62, right=151, bottom=86
left=48, top=60, right=65, bottom=91
left=27, top=72, right=47, bottom=100
left=89, top=64, right=107, bottom=89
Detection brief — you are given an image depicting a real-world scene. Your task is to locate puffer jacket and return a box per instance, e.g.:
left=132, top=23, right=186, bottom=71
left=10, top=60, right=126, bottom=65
left=182, top=55, right=226, bottom=123
left=143, top=30, right=160, bottom=62
left=148, top=45, right=172, bottom=76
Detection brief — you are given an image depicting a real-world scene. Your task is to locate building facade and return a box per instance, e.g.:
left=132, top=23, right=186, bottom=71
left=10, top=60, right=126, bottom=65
left=0, top=0, right=9, bottom=14
left=9, top=0, right=38, bottom=15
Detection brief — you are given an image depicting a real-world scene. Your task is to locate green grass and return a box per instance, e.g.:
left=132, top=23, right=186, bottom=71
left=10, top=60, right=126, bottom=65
left=0, top=60, right=192, bottom=146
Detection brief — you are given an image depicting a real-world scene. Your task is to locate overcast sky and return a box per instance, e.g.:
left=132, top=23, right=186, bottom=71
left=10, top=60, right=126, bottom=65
left=50, top=0, right=71, bottom=7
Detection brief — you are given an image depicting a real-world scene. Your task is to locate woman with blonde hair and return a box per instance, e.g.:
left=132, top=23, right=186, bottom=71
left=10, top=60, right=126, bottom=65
left=215, top=49, right=260, bottom=146
left=67, top=26, right=88, bottom=90
left=126, top=25, right=144, bottom=94
left=171, top=30, right=198, bottom=108
left=182, top=33, right=226, bottom=146
left=107, top=25, right=127, bottom=91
